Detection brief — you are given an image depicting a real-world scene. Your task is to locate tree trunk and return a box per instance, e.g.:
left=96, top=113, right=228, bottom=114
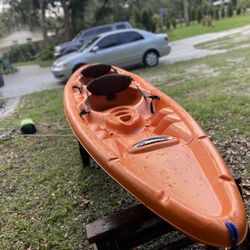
left=93, top=0, right=109, bottom=26
left=183, top=0, right=189, bottom=26
left=39, top=0, right=49, bottom=47
left=60, top=0, right=71, bottom=40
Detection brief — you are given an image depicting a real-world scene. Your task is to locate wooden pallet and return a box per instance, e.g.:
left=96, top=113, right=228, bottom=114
left=86, top=203, right=220, bottom=250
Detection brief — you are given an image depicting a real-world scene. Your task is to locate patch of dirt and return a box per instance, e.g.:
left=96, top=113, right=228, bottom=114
left=187, top=63, right=220, bottom=77
left=141, top=64, right=220, bottom=87
left=0, top=98, right=4, bottom=108
left=186, top=88, right=211, bottom=98
left=222, top=85, right=250, bottom=96
left=226, top=56, right=246, bottom=64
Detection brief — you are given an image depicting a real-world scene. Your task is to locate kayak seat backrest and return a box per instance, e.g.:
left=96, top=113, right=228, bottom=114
left=80, top=64, right=112, bottom=78
left=87, top=74, right=133, bottom=100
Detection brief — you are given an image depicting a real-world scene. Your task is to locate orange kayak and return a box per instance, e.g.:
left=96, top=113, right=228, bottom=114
left=64, top=64, right=248, bottom=247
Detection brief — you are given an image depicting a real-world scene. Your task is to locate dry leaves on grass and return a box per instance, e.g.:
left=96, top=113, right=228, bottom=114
left=213, top=133, right=250, bottom=217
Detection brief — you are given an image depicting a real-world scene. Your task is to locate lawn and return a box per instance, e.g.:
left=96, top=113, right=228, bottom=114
left=0, top=42, right=249, bottom=248
left=168, top=12, right=250, bottom=41
left=14, top=59, right=54, bottom=68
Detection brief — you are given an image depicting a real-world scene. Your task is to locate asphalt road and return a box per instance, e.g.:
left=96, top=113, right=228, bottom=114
left=1, top=24, right=250, bottom=119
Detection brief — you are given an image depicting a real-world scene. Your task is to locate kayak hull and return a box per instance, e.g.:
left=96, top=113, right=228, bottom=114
left=64, top=65, right=248, bottom=247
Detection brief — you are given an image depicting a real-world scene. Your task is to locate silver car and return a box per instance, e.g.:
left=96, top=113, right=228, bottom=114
left=52, top=28, right=171, bottom=81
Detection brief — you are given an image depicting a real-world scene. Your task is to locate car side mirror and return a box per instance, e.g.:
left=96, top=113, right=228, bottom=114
left=91, top=46, right=99, bottom=53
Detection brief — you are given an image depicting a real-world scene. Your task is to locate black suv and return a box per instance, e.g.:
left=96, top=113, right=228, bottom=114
left=54, top=22, right=132, bottom=58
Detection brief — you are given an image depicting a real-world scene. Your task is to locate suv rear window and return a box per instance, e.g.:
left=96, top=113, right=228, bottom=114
left=116, top=24, right=126, bottom=29
left=84, top=27, right=112, bottom=37
left=118, top=31, right=144, bottom=44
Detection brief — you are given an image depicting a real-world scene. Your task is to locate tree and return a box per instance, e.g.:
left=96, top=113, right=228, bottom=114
left=196, top=6, right=202, bottom=23
left=227, top=1, right=234, bottom=17
left=221, top=5, right=225, bottom=18
left=183, top=0, right=190, bottom=26
left=60, top=0, right=71, bottom=41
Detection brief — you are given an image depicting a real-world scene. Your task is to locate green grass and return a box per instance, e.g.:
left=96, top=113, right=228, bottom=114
left=1, top=38, right=250, bottom=248
left=168, top=12, right=250, bottom=41
left=14, top=59, right=53, bottom=68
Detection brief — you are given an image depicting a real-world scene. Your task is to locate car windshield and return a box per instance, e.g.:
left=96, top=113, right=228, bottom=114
left=72, top=31, right=83, bottom=42
left=79, top=36, right=100, bottom=52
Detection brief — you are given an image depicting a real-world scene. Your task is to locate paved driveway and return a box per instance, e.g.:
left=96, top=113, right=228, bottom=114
left=0, top=65, right=61, bottom=119
left=0, top=65, right=61, bottom=99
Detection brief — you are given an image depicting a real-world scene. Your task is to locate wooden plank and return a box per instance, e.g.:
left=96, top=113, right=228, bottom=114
left=86, top=204, right=172, bottom=243
left=86, top=204, right=196, bottom=249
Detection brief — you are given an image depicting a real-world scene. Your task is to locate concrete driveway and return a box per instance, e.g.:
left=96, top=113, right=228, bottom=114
left=1, top=24, right=250, bottom=119
left=0, top=65, right=61, bottom=119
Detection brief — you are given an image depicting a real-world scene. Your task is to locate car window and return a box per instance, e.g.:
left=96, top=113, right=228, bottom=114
left=97, top=34, right=119, bottom=49
left=96, top=27, right=112, bottom=33
left=118, top=31, right=144, bottom=45
left=116, top=24, right=126, bottom=29
left=79, top=36, right=100, bottom=52
left=83, top=27, right=112, bottom=38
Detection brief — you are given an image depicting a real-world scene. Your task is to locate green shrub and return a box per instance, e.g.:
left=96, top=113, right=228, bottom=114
left=221, top=7, right=225, bottom=18
left=172, top=18, right=176, bottom=29
left=36, top=45, right=54, bottom=61
left=236, top=8, right=241, bottom=15
left=196, top=7, right=202, bottom=23
left=214, top=8, right=219, bottom=20
left=227, top=1, right=234, bottom=17
left=2, top=43, right=40, bottom=63
left=165, top=18, right=171, bottom=31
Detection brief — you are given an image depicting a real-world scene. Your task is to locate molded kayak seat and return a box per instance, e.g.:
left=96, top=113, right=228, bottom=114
left=81, top=64, right=112, bottom=78
left=87, top=74, right=133, bottom=100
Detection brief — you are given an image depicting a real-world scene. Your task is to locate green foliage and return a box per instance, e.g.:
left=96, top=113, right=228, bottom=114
left=196, top=7, right=203, bottom=23
left=2, top=43, right=40, bottom=63
left=36, top=45, right=54, bottom=61
left=221, top=7, right=225, bottom=18
left=214, top=8, right=219, bottom=20
left=190, top=7, right=196, bottom=22
left=172, top=18, right=177, bottom=29
left=133, top=8, right=157, bottom=32
left=166, top=18, right=171, bottom=31
left=227, top=1, right=234, bottom=17
left=214, top=8, right=220, bottom=20
left=236, top=7, right=241, bottom=15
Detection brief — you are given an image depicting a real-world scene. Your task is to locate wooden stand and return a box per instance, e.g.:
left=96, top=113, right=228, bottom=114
left=86, top=203, right=209, bottom=250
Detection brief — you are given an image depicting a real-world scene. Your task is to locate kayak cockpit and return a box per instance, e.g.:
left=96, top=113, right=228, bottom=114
left=89, top=87, right=143, bottom=112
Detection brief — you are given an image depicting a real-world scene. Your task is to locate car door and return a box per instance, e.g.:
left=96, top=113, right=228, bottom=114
left=116, top=31, right=145, bottom=67
left=88, top=34, right=121, bottom=65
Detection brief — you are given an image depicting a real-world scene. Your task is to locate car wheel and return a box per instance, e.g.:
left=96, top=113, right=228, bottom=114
left=72, top=64, right=85, bottom=74
left=144, top=50, right=159, bottom=67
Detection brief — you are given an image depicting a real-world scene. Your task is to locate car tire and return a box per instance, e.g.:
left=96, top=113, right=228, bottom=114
left=72, top=64, right=85, bottom=74
left=143, top=50, right=159, bottom=67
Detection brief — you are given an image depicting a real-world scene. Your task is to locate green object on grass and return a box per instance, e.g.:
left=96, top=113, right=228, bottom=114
left=20, top=119, right=36, bottom=134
